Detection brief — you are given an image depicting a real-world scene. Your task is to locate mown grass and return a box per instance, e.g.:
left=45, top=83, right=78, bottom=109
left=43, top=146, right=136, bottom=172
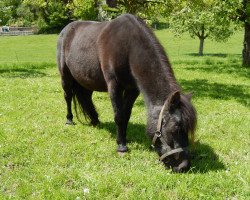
left=0, top=30, right=249, bottom=199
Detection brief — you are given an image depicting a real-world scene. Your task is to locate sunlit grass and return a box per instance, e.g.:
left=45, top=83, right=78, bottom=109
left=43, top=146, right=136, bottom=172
left=0, top=31, right=249, bottom=199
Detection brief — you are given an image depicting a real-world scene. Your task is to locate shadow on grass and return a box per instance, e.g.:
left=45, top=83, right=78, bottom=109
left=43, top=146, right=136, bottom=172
left=133, top=77, right=249, bottom=107
left=184, top=62, right=249, bottom=79
left=98, top=121, right=225, bottom=173
left=0, top=68, right=47, bottom=78
left=99, top=121, right=150, bottom=150
left=0, top=62, right=55, bottom=78
left=186, top=53, right=229, bottom=58
left=190, top=142, right=226, bottom=173
left=180, top=79, right=250, bottom=107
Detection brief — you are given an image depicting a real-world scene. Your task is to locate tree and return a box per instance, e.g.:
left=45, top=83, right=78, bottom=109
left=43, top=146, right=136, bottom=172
left=170, top=0, right=239, bottom=56
left=241, top=0, right=250, bottom=66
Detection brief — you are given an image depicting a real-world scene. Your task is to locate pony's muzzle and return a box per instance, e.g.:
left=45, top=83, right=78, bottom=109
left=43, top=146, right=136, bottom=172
left=168, top=150, right=190, bottom=173
left=173, top=159, right=190, bottom=173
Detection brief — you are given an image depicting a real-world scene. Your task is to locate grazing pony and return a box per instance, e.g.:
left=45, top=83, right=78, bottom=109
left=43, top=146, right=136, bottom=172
left=57, top=14, right=197, bottom=172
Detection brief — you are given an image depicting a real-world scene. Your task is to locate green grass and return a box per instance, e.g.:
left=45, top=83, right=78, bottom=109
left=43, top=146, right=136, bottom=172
left=0, top=31, right=249, bottom=199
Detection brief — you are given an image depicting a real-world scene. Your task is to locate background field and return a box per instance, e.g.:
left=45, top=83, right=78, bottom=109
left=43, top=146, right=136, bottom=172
left=0, top=30, right=249, bottom=199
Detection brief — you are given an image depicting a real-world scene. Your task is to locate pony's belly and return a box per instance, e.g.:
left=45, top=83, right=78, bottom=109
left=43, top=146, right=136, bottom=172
left=66, top=47, right=107, bottom=91
left=75, top=75, right=107, bottom=92
left=69, top=63, right=107, bottom=92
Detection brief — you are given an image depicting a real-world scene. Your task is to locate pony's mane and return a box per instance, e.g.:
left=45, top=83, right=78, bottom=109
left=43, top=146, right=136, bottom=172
left=180, top=95, right=197, bottom=142
left=129, top=15, right=181, bottom=92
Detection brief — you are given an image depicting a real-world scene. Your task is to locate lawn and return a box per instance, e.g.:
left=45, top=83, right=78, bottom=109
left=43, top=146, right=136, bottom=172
left=0, top=30, right=249, bottom=199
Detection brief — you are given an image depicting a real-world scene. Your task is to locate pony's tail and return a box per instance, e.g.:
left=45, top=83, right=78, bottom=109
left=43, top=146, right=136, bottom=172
left=72, top=81, right=99, bottom=126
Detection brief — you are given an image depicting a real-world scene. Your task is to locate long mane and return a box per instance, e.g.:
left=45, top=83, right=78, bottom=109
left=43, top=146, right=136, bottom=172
left=132, top=16, right=181, bottom=92
left=180, top=95, right=197, bottom=142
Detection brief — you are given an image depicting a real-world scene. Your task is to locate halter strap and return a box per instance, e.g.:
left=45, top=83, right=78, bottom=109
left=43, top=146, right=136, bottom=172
left=151, top=99, right=188, bottom=161
left=159, top=147, right=188, bottom=161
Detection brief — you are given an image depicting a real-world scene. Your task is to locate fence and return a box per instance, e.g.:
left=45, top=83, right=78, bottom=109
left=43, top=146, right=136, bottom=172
left=0, top=26, right=36, bottom=36
left=0, top=31, right=33, bottom=36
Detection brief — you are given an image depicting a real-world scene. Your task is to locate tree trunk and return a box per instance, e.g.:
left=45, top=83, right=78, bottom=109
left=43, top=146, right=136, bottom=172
left=197, top=24, right=206, bottom=56
left=198, top=37, right=204, bottom=56
left=242, top=0, right=250, bottom=66
left=243, top=22, right=250, bottom=66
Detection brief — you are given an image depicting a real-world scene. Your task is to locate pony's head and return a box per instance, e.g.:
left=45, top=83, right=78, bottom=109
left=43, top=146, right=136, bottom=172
left=152, top=91, right=196, bottom=172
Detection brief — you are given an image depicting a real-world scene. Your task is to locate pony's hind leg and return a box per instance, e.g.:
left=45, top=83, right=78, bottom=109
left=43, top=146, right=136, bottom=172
left=64, top=89, right=74, bottom=125
left=57, top=37, right=75, bottom=125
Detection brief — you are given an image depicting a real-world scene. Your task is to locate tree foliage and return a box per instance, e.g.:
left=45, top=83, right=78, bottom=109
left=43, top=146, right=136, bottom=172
left=23, top=0, right=70, bottom=32
left=1, top=0, right=97, bottom=29
left=0, top=0, right=22, bottom=25
left=70, top=0, right=99, bottom=21
left=102, top=0, right=171, bottom=24
left=116, top=0, right=164, bottom=15
left=0, top=1, right=12, bottom=25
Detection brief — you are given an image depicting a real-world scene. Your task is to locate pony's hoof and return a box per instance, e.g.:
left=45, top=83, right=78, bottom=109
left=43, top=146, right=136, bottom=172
left=91, top=119, right=100, bottom=127
left=65, top=120, right=75, bottom=125
left=117, top=144, right=128, bottom=152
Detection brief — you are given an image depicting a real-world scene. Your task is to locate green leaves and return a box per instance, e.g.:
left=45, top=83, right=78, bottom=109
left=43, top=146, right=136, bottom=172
left=4, top=0, right=99, bottom=32
left=70, top=0, right=99, bottom=20
left=102, top=0, right=170, bottom=22
left=0, top=0, right=22, bottom=26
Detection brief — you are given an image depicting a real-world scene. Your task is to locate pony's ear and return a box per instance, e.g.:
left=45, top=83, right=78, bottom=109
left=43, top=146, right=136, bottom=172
left=167, top=91, right=181, bottom=111
left=186, top=92, right=193, bottom=101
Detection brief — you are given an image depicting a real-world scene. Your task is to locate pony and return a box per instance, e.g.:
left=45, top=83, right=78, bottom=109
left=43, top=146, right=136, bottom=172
left=57, top=14, right=197, bottom=172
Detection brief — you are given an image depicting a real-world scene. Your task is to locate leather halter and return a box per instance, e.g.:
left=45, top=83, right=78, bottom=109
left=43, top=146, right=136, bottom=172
left=151, top=100, right=188, bottom=161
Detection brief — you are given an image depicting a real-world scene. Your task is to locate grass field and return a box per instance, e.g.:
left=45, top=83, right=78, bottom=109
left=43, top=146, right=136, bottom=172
left=0, top=30, right=249, bottom=199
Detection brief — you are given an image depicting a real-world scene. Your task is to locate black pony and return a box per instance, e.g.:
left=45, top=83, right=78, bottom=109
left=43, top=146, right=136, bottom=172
left=57, top=14, right=197, bottom=172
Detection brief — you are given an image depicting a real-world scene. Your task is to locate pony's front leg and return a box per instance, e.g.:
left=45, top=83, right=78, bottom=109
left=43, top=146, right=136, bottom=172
left=123, top=89, right=139, bottom=132
left=107, top=81, right=128, bottom=152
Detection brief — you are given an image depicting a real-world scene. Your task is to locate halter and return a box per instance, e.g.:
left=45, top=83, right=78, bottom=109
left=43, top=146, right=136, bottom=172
left=151, top=100, right=188, bottom=161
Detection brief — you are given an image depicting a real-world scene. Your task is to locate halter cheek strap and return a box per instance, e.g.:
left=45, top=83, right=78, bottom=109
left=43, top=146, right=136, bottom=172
left=151, top=100, right=188, bottom=161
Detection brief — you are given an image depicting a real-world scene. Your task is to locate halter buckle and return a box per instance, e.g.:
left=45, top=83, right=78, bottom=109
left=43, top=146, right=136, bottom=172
left=151, top=131, right=162, bottom=149
left=155, top=131, right=162, bottom=137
